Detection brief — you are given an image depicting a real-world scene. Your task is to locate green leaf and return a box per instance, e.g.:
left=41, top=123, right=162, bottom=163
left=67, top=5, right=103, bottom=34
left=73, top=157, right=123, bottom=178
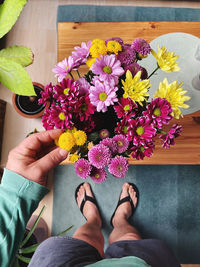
left=0, top=57, right=36, bottom=96
left=16, top=254, right=31, bottom=264
left=57, top=225, right=74, bottom=236
left=19, top=243, right=40, bottom=254
left=12, top=257, right=20, bottom=267
left=0, top=46, right=34, bottom=67
left=20, top=206, right=45, bottom=248
left=0, top=0, right=27, bottom=38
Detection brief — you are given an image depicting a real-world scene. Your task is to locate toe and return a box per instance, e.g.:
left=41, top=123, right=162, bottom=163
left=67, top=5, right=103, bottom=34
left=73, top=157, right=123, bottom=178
left=120, top=183, right=129, bottom=199
left=129, top=185, right=138, bottom=208
left=83, top=182, right=93, bottom=198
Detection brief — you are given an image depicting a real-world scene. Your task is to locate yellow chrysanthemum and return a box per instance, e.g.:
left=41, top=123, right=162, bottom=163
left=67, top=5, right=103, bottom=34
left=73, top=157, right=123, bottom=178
left=121, top=70, right=150, bottom=106
left=154, top=78, right=191, bottom=119
left=66, top=127, right=77, bottom=134
left=89, top=40, right=107, bottom=58
left=58, top=132, right=76, bottom=151
left=86, top=57, right=96, bottom=68
left=151, top=45, right=180, bottom=73
left=73, top=130, right=87, bottom=146
left=69, top=154, right=80, bottom=163
left=107, top=40, right=122, bottom=55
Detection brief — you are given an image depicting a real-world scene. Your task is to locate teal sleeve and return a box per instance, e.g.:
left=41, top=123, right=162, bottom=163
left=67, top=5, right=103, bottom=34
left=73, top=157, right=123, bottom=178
left=0, top=169, right=49, bottom=267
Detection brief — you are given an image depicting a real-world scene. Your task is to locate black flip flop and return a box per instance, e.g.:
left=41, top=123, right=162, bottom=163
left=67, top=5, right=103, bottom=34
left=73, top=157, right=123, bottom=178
left=110, top=183, right=139, bottom=227
left=75, top=183, right=100, bottom=220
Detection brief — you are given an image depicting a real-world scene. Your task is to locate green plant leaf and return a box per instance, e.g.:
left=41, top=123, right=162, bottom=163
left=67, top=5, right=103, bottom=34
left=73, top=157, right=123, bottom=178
left=0, top=57, right=36, bottom=96
left=0, top=46, right=34, bottom=67
left=0, top=0, right=27, bottom=38
left=57, top=225, right=74, bottom=236
left=12, top=257, right=20, bottom=267
left=19, top=243, right=40, bottom=254
left=16, top=254, right=31, bottom=264
left=20, top=206, right=45, bottom=248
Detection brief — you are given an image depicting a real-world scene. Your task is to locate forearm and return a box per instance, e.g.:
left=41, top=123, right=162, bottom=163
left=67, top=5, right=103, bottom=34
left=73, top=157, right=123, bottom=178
left=0, top=169, right=49, bottom=267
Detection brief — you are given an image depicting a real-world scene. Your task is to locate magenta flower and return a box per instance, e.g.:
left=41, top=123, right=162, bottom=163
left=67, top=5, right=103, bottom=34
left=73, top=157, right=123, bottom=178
left=99, top=129, right=110, bottom=139
left=117, top=44, right=137, bottom=67
left=52, top=56, right=77, bottom=82
left=89, top=80, right=118, bottom=112
left=74, top=93, right=96, bottom=121
left=160, top=124, right=182, bottom=148
left=131, top=38, right=151, bottom=58
left=75, top=77, right=90, bottom=95
left=90, top=166, right=107, bottom=183
left=75, top=159, right=91, bottom=179
left=91, top=54, right=124, bottom=84
left=143, top=97, right=173, bottom=129
left=88, top=144, right=112, bottom=168
left=127, top=117, right=156, bottom=145
left=114, top=97, right=137, bottom=119
left=124, top=63, right=148, bottom=80
left=99, top=138, right=118, bottom=155
left=76, top=117, right=95, bottom=133
left=53, top=78, right=79, bottom=103
left=108, top=156, right=129, bottom=178
left=72, top=41, right=91, bottom=65
left=41, top=108, right=55, bottom=130
left=115, top=118, right=130, bottom=137
left=130, top=141, right=154, bottom=160
left=38, top=83, right=53, bottom=106
left=113, top=134, right=129, bottom=154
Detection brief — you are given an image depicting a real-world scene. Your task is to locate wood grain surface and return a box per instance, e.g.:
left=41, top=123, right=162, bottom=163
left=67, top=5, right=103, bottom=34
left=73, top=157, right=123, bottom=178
left=58, top=21, right=200, bottom=165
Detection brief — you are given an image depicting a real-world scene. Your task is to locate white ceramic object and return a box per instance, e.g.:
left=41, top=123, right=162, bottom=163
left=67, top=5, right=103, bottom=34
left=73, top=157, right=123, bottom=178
left=140, top=32, right=200, bottom=115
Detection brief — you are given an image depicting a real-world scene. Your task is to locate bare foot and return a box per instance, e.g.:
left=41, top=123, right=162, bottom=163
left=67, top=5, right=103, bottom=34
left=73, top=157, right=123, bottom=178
left=76, top=183, right=102, bottom=227
left=112, top=182, right=138, bottom=227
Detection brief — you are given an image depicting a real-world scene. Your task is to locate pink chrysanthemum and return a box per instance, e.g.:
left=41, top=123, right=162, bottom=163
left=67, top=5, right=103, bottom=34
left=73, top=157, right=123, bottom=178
left=41, top=108, right=55, bottom=130
left=115, top=118, right=130, bottom=137
left=74, top=93, right=96, bottom=121
left=91, top=54, right=124, bottom=84
left=130, top=140, right=154, bottom=160
left=90, top=166, right=107, bottom=183
left=105, top=37, right=124, bottom=45
left=38, top=83, right=53, bottom=106
left=99, top=129, right=110, bottom=139
left=52, top=56, right=77, bottom=82
left=131, top=38, right=151, bottom=58
left=124, top=63, right=148, bottom=80
left=53, top=78, right=79, bottom=104
left=72, top=41, right=91, bottom=65
left=113, top=135, right=129, bottom=154
left=75, top=159, right=91, bottom=179
left=99, top=138, right=118, bottom=155
left=143, top=97, right=173, bottom=129
left=108, top=156, right=129, bottom=178
left=88, top=144, right=112, bottom=168
left=75, top=77, right=90, bottom=95
left=114, top=97, right=137, bottom=119
left=117, top=44, right=137, bottom=67
left=160, top=124, right=182, bottom=148
left=127, top=117, right=156, bottom=145
left=89, top=80, right=118, bottom=112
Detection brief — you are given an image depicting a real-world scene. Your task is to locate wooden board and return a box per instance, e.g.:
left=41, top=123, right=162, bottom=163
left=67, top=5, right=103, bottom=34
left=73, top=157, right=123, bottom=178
left=58, top=21, right=200, bottom=165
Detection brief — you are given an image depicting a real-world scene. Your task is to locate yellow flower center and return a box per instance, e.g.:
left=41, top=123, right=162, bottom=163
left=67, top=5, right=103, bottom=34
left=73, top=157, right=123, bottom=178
left=103, top=66, right=112, bottom=74
left=153, top=108, right=161, bottom=116
left=99, top=92, right=107, bottom=101
left=78, top=167, right=83, bottom=172
left=139, top=146, right=145, bottom=152
left=117, top=141, right=123, bottom=147
left=95, top=173, right=100, bottom=179
left=124, top=104, right=130, bottom=111
left=81, top=103, right=87, bottom=111
left=64, top=88, right=70, bottom=95
left=59, top=112, right=66, bottom=120
left=136, top=126, right=144, bottom=135
left=65, top=66, right=69, bottom=69
left=123, top=126, right=128, bottom=133
left=117, top=165, right=123, bottom=171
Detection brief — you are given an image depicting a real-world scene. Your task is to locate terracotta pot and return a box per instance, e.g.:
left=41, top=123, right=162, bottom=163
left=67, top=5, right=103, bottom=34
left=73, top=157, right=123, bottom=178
left=12, top=82, right=49, bottom=118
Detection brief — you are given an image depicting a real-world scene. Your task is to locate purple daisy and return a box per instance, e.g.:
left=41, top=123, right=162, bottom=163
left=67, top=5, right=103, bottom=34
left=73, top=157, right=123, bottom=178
left=114, top=97, right=137, bottom=119
left=89, top=80, right=118, bottom=112
left=127, top=117, right=156, bottom=145
left=72, top=41, right=91, bottom=65
left=131, top=38, right=151, bottom=58
left=74, top=93, right=96, bottom=121
left=53, top=78, right=79, bottom=104
left=75, top=77, right=90, bottom=95
left=105, top=37, right=124, bottom=45
left=108, top=156, right=129, bottom=178
left=91, top=54, right=124, bottom=84
left=75, top=159, right=91, bottom=179
left=130, top=140, right=154, bottom=160
left=88, top=144, right=112, bottom=168
left=143, top=97, right=173, bottom=129
left=41, top=108, right=55, bottom=130
left=115, top=118, right=130, bottom=137
left=99, top=138, right=118, bottom=155
left=52, top=56, right=76, bottom=82
left=117, top=44, right=137, bottom=67
left=38, top=83, right=53, bottom=106
left=124, top=63, right=148, bottom=80
left=113, top=134, right=129, bottom=154
left=90, top=166, right=107, bottom=183
left=160, top=124, right=182, bottom=148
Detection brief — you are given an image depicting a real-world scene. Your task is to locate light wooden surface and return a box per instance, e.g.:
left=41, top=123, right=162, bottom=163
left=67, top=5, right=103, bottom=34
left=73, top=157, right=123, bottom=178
left=58, top=21, right=200, bottom=165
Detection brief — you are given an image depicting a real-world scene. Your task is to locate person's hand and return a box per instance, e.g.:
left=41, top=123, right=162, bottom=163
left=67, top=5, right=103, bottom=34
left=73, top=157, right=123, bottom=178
left=6, top=129, right=68, bottom=186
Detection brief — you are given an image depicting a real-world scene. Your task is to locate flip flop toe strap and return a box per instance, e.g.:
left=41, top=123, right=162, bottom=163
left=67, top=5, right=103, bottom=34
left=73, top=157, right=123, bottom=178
left=80, top=194, right=97, bottom=214
left=118, top=196, right=135, bottom=215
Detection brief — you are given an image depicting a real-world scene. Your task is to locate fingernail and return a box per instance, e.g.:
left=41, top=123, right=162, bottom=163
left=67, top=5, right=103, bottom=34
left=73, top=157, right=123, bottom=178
left=59, top=148, right=68, bottom=159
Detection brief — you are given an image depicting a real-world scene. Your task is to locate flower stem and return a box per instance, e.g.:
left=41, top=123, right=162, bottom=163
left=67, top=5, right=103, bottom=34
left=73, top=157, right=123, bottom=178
left=69, top=72, right=74, bottom=80
left=76, top=69, right=81, bottom=78
left=147, top=66, right=160, bottom=79
left=157, top=129, right=168, bottom=135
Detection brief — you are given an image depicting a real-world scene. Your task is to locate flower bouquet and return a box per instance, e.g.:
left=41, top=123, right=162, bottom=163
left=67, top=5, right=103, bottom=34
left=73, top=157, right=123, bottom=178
left=39, top=37, right=190, bottom=183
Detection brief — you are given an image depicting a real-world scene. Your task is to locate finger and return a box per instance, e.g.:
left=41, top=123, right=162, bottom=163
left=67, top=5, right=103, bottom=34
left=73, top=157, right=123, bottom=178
left=34, top=147, right=69, bottom=173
